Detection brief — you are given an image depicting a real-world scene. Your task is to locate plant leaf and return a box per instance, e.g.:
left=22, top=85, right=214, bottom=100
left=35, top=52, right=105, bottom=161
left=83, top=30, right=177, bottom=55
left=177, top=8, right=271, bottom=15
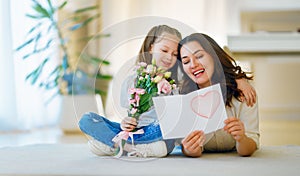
left=25, top=58, right=49, bottom=84
left=81, top=54, right=110, bottom=65
left=69, top=14, right=100, bottom=31
left=26, top=14, right=45, bottom=19
left=95, top=89, right=106, bottom=96
left=15, top=38, right=34, bottom=51
left=58, top=1, right=67, bottom=10
left=74, top=5, right=99, bottom=14
left=79, top=33, right=110, bottom=41
left=32, top=1, right=50, bottom=18
left=96, top=74, right=113, bottom=80
left=62, top=54, right=69, bottom=71
left=47, top=0, right=54, bottom=15
left=27, top=22, right=43, bottom=35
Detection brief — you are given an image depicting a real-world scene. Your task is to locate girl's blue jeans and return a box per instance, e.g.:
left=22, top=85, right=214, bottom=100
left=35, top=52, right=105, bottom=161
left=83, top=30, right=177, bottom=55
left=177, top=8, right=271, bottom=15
left=78, top=112, right=175, bottom=154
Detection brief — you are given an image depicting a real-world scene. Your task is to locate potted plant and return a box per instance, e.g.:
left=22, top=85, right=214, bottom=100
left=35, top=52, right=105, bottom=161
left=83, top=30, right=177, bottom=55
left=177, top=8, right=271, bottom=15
left=16, top=0, right=112, bottom=131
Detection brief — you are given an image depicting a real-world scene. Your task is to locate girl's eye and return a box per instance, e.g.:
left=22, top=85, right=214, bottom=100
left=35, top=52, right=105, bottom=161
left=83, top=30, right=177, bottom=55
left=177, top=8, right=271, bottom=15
left=173, top=53, right=178, bottom=57
left=162, top=49, right=168, bottom=53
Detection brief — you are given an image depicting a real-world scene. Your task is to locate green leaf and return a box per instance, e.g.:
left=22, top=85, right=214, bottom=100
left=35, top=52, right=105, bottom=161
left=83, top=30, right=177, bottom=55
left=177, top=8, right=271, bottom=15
left=32, top=1, right=50, bottom=18
left=80, top=33, right=110, bottom=41
left=26, top=14, right=45, bottom=19
left=80, top=53, right=110, bottom=65
left=74, top=5, right=99, bottom=14
left=96, top=74, right=113, bottom=80
left=25, top=58, right=49, bottom=84
left=139, top=94, right=152, bottom=107
left=95, top=89, right=106, bottom=96
left=62, top=54, right=69, bottom=71
left=47, top=0, right=54, bottom=14
left=27, top=22, right=42, bottom=35
left=69, top=14, right=100, bottom=31
left=15, top=38, right=34, bottom=51
left=58, top=1, right=67, bottom=10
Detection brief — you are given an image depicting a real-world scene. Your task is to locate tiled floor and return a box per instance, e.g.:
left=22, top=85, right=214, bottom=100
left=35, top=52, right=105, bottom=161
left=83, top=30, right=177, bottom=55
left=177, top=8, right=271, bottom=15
left=0, top=119, right=300, bottom=148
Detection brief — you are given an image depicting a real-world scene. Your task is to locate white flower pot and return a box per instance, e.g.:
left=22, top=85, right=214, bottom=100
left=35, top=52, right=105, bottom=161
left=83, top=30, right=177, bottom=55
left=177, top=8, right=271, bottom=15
left=58, top=94, right=104, bottom=132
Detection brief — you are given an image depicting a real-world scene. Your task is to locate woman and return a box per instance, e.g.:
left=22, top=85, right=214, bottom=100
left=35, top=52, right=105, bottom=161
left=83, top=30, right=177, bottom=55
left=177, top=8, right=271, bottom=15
left=177, top=33, right=259, bottom=157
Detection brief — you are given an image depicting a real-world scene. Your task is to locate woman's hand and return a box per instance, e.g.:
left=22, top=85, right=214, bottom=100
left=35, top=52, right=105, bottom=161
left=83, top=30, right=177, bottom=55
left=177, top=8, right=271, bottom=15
left=224, top=117, right=246, bottom=142
left=236, top=78, right=256, bottom=107
left=181, top=130, right=205, bottom=157
left=120, top=117, right=137, bottom=132
left=224, top=117, right=258, bottom=156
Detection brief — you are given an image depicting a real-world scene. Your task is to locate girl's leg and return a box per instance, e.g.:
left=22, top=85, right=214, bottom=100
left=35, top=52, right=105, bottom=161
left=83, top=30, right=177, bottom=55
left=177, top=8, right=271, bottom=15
left=79, top=112, right=121, bottom=147
left=129, top=123, right=175, bottom=154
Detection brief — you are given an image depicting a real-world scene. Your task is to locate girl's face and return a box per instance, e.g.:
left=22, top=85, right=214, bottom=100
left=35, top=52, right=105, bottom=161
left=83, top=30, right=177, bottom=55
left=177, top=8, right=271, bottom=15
left=150, top=33, right=179, bottom=70
left=180, top=41, right=214, bottom=88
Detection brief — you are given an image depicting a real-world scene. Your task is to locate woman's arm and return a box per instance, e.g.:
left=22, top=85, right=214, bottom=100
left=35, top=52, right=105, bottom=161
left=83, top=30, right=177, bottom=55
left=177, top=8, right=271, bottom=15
left=181, top=130, right=205, bottom=157
left=236, top=78, right=256, bottom=107
left=224, top=117, right=257, bottom=156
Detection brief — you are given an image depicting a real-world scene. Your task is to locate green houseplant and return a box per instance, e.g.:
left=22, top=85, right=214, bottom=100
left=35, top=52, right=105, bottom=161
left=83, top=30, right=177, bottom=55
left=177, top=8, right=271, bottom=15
left=16, top=0, right=112, bottom=102
left=15, top=0, right=112, bottom=131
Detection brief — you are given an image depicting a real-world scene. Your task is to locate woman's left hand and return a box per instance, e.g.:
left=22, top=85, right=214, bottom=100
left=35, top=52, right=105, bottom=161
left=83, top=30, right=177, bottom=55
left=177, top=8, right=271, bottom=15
left=236, top=78, right=256, bottom=107
left=224, top=117, right=246, bottom=142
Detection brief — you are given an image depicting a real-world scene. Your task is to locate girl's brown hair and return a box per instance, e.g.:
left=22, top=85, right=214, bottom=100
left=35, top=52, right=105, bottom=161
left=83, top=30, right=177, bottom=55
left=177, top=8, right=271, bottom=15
left=137, top=25, right=182, bottom=82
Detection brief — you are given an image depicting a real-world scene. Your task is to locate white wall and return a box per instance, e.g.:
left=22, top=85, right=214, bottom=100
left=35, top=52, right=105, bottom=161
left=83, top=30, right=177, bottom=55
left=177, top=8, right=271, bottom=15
left=101, top=0, right=300, bottom=121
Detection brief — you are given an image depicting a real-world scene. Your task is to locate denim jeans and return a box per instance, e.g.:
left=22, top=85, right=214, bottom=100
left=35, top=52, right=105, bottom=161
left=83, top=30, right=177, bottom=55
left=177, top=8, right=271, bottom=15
left=78, top=112, right=175, bottom=153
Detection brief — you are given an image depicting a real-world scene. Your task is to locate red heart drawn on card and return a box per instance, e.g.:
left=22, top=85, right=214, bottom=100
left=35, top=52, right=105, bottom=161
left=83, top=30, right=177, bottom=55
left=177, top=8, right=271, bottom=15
left=190, top=90, right=221, bottom=119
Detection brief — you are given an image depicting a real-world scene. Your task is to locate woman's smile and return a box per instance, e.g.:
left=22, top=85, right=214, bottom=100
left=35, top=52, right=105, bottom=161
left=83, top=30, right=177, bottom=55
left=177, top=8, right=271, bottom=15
left=192, top=68, right=205, bottom=78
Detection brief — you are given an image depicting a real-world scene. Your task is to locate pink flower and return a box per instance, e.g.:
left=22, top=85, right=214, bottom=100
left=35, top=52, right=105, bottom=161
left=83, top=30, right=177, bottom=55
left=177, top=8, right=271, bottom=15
left=129, top=99, right=136, bottom=105
left=138, top=62, right=147, bottom=67
left=157, top=78, right=172, bottom=94
left=130, top=108, right=138, bottom=115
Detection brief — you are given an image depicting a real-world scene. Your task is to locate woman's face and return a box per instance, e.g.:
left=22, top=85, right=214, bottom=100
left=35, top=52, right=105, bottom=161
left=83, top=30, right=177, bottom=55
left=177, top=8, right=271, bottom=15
left=150, top=33, right=179, bottom=70
left=180, top=41, right=214, bottom=88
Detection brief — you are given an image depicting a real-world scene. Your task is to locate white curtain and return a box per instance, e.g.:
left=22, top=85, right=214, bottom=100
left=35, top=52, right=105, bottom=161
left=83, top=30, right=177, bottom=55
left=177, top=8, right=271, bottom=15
left=0, top=0, right=60, bottom=131
left=0, top=0, right=18, bottom=130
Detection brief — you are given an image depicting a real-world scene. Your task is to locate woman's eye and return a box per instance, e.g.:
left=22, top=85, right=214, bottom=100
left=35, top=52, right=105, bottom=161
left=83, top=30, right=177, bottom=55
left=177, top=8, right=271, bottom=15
left=162, top=49, right=168, bottom=53
left=197, top=55, right=203, bottom=59
left=182, top=59, right=189, bottom=64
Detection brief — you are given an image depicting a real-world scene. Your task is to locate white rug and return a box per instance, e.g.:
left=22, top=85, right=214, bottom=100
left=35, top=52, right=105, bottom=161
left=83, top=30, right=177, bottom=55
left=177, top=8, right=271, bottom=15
left=0, top=144, right=299, bottom=176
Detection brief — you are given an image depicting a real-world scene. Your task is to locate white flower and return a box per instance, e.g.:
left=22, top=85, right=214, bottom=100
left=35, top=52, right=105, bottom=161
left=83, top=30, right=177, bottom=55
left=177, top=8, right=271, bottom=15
left=153, top=75, right=163, bottom=83
left=164, top=71, right=171, bottom=79
left=146, top=65, right=156, bottom=74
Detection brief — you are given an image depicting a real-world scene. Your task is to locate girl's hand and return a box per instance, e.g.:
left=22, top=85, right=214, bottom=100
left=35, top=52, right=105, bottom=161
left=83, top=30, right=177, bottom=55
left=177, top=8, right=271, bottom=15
left=224, top=117, right=246, bottom=142
left=120, top=117, right=137, bottom=132
left=181, top=130, right=205, bottom=157
left=236, top=78, right=256, bottom=107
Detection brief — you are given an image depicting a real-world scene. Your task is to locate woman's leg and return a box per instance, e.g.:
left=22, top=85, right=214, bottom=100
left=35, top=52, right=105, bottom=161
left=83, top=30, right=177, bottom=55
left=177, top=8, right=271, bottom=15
left=78, top=112, right=121, bottom=147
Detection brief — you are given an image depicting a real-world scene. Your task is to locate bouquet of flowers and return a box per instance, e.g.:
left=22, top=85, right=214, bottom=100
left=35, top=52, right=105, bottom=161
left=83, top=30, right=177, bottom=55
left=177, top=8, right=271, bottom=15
left=112, top=59, right=176, bottom=157
left=128, top=60, right=176, bottom=119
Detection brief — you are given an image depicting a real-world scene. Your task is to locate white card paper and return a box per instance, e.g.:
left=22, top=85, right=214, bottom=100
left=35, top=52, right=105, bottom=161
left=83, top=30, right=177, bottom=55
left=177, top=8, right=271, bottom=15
left=153, top=84, right=228, bottom=139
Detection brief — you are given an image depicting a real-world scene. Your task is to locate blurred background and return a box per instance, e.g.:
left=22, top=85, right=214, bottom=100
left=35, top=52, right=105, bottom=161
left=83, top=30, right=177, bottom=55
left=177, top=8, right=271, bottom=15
left=0, top=0, right=300, bottom=147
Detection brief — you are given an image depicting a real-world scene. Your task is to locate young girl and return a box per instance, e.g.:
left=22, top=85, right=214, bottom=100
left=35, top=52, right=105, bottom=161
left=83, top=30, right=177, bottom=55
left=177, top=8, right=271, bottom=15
left=177, top=33, right=259, bottom=157
left=79, top=26, right=256, bottom=158
left=79, top=25, right=182, bottom=158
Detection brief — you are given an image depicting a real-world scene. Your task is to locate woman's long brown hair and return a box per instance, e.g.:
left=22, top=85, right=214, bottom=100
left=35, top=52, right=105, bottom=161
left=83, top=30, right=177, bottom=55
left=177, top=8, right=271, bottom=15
left=177, top=33, right=253, bottom=107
